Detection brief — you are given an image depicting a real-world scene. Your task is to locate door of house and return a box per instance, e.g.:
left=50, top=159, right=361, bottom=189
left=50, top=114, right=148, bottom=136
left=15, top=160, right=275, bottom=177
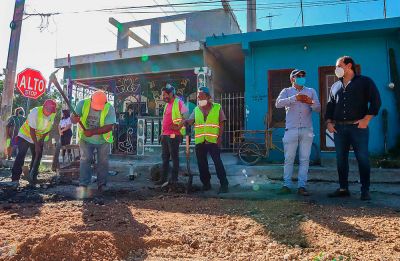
left=319, top=66, right=338, bottom=151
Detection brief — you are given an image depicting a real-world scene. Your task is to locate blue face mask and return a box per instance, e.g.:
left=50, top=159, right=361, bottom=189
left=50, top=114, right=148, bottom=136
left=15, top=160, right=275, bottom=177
left=295, top=77, right=306, bottom=86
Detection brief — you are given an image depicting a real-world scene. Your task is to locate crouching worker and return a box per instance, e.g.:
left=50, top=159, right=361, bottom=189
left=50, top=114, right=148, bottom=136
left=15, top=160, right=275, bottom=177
left=185, top=87, right=229, bottom=193
left=11, top=99, right=57, bottom=187
left=71, top=91, right=116, bottom=194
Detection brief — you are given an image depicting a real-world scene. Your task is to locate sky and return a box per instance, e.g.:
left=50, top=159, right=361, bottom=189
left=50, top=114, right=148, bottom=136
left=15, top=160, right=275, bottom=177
left=1, top=0, right=399, bottom=81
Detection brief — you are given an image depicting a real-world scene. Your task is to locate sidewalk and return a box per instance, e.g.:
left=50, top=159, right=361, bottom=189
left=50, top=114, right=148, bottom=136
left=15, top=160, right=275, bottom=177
left=1, top=153, right=399, bottom=184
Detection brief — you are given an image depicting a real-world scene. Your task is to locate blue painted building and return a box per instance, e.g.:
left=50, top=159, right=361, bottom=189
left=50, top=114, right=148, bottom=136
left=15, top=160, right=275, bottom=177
left=206, top=18, right=400, bottom=157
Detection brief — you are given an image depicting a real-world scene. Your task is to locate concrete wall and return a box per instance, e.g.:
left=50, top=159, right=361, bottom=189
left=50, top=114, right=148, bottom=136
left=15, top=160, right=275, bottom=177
left=64, top=51, right=205, bottom=80
left=185, top=10, right=241, bottom=42
left=205, top=46, right=244, bottom=96
left=116, top=9, right=241, bottom=47
left=244, top=34, right=400, bottom=155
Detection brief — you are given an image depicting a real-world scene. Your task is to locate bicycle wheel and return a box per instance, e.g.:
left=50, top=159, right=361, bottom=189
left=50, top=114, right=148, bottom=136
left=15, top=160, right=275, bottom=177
left=238, top=142, right=262, bottom=166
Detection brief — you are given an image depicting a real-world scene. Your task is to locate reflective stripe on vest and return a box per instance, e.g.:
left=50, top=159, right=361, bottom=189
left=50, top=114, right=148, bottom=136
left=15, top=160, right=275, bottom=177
left=163, top=98, right=186, bottom=136
left=79, top=98, right=114, bottom=143
left=19, top=106, right=55, bottom=142
left=194, top=103, right=221, bottom=144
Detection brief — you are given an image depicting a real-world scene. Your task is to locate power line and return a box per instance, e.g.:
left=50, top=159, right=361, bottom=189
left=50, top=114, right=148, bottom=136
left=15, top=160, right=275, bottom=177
left=152, top=0, right=185, bottom=36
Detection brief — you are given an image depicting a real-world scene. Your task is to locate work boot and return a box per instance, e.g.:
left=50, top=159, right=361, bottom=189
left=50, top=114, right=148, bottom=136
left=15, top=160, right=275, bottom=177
left=202, top=183, right=212, bottom=191
left=297, top=187, right=310, bottom=196
left=218, top=184, right=229, bottom=194
left=155, top=176, right=168, bottom=186
left=167, top=183, right=177, bottom=193
left=327, top=188, right=351, bottom=198
left=278, top=186, right=291, bottom=195
left=360, top=191, right=371, bottom=201
left=98, top=185, right=109, bottom=194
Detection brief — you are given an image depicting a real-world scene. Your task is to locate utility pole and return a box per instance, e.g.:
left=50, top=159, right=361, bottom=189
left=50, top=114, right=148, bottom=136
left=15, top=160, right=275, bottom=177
left=383, top=0, right=387, bottom=19
left=0, top=0, right=25, bottom=158
left=300, top=0, right=304, bottom=27
left=247, top=0, right=256, bottom=32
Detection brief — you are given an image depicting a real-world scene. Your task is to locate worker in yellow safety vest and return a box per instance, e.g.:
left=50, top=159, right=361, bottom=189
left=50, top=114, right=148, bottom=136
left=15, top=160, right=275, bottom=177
left=71, top=90, right=116, bottom=195
left=185, top=87, right=229, bottom=193
left=10, top=100, right=57, bottom=187
left=155, top=84, right=188, bottom=191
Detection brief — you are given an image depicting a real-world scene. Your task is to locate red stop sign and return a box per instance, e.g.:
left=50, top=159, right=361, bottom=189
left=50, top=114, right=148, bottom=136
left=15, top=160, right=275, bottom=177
left=16, top=68, right=47, bottom=99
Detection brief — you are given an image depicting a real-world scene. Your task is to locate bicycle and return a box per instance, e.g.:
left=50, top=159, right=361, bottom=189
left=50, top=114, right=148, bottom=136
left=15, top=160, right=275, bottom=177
left=234, top=128, right=320, bottom=166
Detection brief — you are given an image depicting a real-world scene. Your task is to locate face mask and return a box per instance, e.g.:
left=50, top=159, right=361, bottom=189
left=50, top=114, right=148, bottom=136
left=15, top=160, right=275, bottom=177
left=295, top=77, right=306, bottom=86
left=18, top=111, right=24, bottom=116
left=335, top=67, right=345, bottom=78
left=198, top=100, right=208, bottom=107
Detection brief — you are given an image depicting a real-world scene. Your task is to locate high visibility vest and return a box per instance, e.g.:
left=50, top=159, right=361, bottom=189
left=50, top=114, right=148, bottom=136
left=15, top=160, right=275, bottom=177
left=194, top=103, right=221, bottom=144
left=79, top=98, right=114, bottom=143
left=19, top=106, right=55, bottom=142
left=163, top=98, right=186, bottom=136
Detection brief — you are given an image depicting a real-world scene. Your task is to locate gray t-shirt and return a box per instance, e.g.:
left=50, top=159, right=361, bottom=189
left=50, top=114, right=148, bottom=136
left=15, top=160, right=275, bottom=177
left=75, top=99, right=117, bottom=144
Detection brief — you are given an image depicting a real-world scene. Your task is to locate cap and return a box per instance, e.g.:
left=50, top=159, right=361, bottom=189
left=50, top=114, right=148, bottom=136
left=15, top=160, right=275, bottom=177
left=290, top=69, right=306, bottom=79
left=43, top=99, right=57, bottom=113
left=162, top=83, right=176, bottom=95
left=198, top=87, right=210, bottom=96
left=91, top=91, right=107, bottom=110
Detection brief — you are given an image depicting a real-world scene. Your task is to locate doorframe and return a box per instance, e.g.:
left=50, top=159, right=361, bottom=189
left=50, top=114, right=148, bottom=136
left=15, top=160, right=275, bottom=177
left=318, top=66, right=336, bottom=151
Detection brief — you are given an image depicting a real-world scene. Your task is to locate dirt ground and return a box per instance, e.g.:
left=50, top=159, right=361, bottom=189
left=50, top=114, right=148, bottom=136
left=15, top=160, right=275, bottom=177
left=1, top=187, right=400, bottom=261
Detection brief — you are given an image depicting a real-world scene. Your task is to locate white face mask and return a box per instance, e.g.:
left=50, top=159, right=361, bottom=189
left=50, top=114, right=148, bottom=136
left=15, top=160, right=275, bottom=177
left=198, top=100, right=208, bottom=107
left=335, top=67, right=345, bottom=78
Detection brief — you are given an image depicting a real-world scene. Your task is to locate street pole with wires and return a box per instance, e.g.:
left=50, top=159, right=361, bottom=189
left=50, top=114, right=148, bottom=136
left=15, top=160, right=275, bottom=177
left=0, top=0, right=25, bottom=158
left=300, top=0, right=304, bottom=26
left=383, top=0, right=387, bottom=18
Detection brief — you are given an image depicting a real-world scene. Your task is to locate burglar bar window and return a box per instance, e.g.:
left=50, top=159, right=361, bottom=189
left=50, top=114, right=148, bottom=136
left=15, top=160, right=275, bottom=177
left=267, top=69, right=293, bottom=128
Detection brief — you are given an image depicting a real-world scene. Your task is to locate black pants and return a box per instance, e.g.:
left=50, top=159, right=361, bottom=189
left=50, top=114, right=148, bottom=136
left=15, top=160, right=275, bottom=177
left=161, top=135, right=181, bottom=184
left=195, top=143, right=228, bottom=186
left=61, top=129, right=73, bottom=156
left=11, top=138, right=43, bottom=181
left=334, top=124, right=370, bottom=193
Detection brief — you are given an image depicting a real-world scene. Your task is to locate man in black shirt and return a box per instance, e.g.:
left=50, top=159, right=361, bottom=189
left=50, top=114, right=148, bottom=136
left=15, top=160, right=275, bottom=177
left=325, top=56, right=381, bottom=201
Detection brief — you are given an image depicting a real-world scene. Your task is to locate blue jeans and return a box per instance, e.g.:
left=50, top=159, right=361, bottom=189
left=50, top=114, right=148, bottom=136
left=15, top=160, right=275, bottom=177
left=79, top=140, right=110, bottom=187
left=334, top=124, right=370, bottom=193
left=282, top=128, right=314, bottom=188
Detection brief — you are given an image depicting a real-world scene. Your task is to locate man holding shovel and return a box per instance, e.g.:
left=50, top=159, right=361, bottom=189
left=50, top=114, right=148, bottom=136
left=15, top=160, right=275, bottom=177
left=10, top=99, right=57, bottom=187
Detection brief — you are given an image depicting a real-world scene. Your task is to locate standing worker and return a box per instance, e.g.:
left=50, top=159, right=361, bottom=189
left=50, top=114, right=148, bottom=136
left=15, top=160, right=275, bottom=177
left=71, top=90, right=116, bottom=194
left=185, top=87, right=229, bottom=193
left=10, top=100, right=57, bottom=187
left=155, top=84, right=188, bottom=192
left=5, top=107, right=26, bottom=160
